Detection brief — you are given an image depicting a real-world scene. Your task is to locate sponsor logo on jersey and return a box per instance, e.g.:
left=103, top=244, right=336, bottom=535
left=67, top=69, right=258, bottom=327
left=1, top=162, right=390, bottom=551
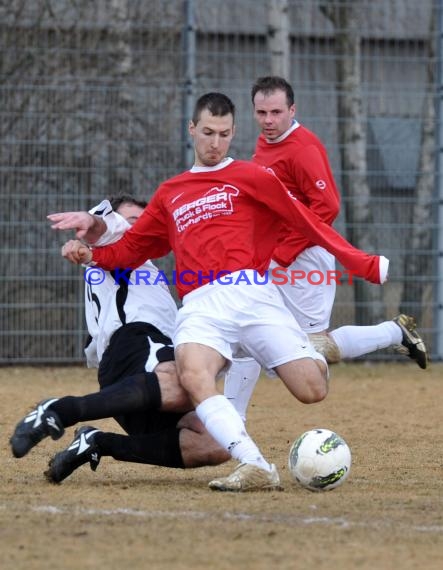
left=173, top=185, right=240, bottom=232
left=316, top=179, right=327, bottom=190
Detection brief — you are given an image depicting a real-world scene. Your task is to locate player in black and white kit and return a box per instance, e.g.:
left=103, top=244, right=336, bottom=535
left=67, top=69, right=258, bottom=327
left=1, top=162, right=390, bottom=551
left=10, top=196, right=229, bottom=482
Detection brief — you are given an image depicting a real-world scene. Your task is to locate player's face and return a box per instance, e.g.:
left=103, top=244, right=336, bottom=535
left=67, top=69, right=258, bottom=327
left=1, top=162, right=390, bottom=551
left=189, top=109, right=235, bottom=167
left=117, top=203, right=144, bottom=225
left=253, top=89, right=295, bottom=141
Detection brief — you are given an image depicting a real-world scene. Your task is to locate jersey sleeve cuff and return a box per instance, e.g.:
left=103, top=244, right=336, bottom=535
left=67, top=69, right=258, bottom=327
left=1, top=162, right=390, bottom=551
left=379, top=255, right=389, bottom=284
left=87, top=199, right=130, bottom=246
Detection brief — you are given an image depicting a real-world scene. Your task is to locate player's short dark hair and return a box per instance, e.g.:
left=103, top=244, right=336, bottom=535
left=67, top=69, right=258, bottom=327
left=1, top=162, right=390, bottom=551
left=251, top=76, right=295, bottom=107
left=108, top=194, right=147, bottom=211
left=192, top=92, right=236, bottom=125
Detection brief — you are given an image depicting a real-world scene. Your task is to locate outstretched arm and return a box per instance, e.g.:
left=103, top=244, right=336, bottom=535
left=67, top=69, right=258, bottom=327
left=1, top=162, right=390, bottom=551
left=90, top=205, right=171, bottom=270
left=48, top=212, right=107, bottom=244
left=49, top=200, right=136, bottom=265
left=52, top=193, right=171, bottom=270
left=256, top=168, right=389, bottom=284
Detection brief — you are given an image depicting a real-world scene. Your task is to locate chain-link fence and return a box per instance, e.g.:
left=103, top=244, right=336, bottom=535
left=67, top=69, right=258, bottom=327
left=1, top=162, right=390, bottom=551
left=0, top=0, right=440, bottom=363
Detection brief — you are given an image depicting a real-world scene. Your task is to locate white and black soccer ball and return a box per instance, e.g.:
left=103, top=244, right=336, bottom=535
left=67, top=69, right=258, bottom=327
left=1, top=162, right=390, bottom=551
left=288, top=428, right=351, bottom=492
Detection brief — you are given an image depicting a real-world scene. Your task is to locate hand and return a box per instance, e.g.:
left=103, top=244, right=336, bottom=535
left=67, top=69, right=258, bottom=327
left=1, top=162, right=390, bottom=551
left=61, top=239, right=93, bottom=265
left=47, top=212, right=105, bottom=242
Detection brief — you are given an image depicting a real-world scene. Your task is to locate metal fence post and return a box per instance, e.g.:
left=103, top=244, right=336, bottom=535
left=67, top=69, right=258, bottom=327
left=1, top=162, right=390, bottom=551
left=435, top=0, right=443, bottom=360
left=182, top=0, right=196, bottom=170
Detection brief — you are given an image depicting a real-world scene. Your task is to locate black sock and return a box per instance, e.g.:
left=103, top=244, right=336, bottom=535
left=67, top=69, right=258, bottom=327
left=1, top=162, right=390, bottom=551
left=50, top=372, right=162, bottom=428
left=95, top=428, right=185, bottom=468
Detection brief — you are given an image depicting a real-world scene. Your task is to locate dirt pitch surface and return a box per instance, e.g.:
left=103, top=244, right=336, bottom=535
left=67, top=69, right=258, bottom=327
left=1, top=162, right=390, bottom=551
left=1, top=363, right=442, bottom=570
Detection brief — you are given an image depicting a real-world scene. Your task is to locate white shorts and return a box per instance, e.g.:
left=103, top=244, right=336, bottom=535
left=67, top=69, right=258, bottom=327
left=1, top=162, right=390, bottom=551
left=173, top=270, right=324, bottom=375
left=271, top=246, right=336, bottom=333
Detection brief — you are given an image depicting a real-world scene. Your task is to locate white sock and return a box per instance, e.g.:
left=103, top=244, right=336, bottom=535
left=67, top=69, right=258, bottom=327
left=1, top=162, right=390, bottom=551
left=196, top=394, right=271, bottom=471
left=330, top=321, right=402, bottom=359
left=223, top=357, right=261, bottom=422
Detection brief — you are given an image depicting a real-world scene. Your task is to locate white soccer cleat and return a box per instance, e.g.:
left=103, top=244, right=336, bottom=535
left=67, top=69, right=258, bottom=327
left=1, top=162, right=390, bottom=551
left=208, top=462, right=283, bottom=492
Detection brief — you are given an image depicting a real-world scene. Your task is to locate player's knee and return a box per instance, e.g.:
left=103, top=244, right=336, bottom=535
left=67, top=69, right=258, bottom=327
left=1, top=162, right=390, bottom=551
left=278, top=358, right=328, bottom=404
left=298, top=380, right=328, bottom=404
left=176, top=367, right=198, bottom=394
left=156, top=369, right=192, bottom=412
left=160, top=385, right=192, bottom=412
left=154, top=360, right=177, bottom=376
left=297, top=368, right=329, bottom=404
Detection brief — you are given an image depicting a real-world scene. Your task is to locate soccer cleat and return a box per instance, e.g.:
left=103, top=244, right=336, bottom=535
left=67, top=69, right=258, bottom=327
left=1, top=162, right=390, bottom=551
left=10, top=399, right=64, bottom=458
left=45, top=426, right=101, bottom=484
left=393, top=314, right=428, bottom=370
left=208, top=462, right=283, bottom=492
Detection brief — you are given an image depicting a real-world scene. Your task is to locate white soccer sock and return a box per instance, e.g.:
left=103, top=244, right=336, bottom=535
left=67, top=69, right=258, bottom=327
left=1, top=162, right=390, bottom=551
left=223, top=357, right=261, bottom=422
left=330, top=321, right=402, bottom=359
left=196, top=394, right=271, bottom=471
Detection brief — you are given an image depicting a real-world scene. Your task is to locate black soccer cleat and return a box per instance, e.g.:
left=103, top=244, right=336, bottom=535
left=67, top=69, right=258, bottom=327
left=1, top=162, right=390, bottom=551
left=393, top=314, right=428, bottom=370
left=10, top=399, right=64, bottom=458
left=45, top=426, right=102, bottom=484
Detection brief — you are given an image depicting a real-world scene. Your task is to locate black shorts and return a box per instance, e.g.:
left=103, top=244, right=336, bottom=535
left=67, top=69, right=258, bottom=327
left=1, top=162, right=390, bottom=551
left=98, top=322, right=183, bottom=434
left=98, top=322, right=175, bottom=388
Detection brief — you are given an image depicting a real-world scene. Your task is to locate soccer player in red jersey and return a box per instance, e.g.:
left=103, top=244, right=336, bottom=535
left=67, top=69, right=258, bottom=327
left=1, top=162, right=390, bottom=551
left=225, top=77, right=427, bottom=419
left=250, top=76, right=426, bottom=367
left=48, top=92, right=389, bottom=492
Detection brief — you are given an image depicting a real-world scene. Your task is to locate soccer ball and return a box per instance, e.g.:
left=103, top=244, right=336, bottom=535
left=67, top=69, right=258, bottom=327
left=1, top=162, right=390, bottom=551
left=288, top=428, right=351, bottom=492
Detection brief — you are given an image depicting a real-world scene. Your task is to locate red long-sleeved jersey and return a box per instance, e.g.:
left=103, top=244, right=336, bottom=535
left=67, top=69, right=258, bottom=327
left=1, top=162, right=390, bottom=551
left=92, top=159, right=383, bottom=298
left=253, top=122, right=340, bottom=266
